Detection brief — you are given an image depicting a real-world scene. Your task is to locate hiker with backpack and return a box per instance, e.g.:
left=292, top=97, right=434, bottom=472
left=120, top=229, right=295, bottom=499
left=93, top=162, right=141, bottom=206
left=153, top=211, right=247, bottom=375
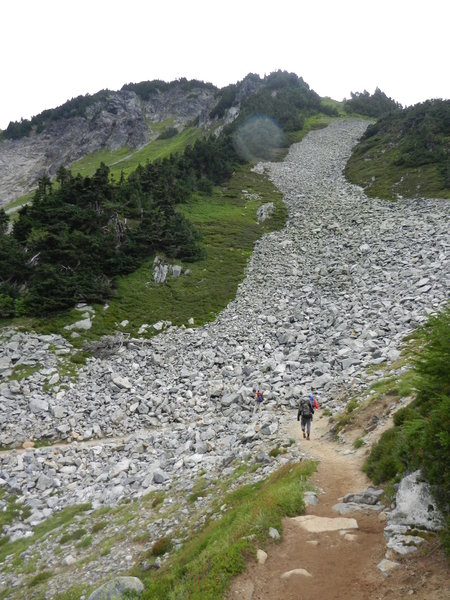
left=297, top=394, right=315, bottom=439
left=253, top=387, right=264, bottom=414
left=309, top=387, right=319, bottom=409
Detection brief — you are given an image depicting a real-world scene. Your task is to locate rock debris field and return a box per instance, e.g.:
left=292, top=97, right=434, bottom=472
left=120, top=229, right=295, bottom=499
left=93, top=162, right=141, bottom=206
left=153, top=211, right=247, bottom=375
left=0, top=120, right=449, bottom=592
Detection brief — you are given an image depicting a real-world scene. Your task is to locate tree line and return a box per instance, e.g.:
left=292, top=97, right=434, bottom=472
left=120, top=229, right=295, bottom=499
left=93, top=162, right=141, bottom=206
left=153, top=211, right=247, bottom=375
left=0, top=70, right=335, bottom=318
left=344, top=87, right=402, bottom=118
left=0, top=134, right=240, bottom=317
left=360, top=99, right=450, bottom=185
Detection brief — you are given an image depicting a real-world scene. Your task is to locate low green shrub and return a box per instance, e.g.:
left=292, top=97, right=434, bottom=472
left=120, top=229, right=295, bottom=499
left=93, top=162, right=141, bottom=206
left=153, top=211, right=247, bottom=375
left=393, top=406, right=421, bottom=427
left=364, top=306, right=450, bottom=554
left=150, top=536, right=173, bottom=557
left=28, top=570, right=53, bottom=587
left=157, top=127, right=178, bottom=140
left=91, top=520, right=108, bottom=534
left=76, top=535, right=93, bottom=549
left=363, top=428, right=403, bottom=484
left=59, top=528, right=87, bottom=545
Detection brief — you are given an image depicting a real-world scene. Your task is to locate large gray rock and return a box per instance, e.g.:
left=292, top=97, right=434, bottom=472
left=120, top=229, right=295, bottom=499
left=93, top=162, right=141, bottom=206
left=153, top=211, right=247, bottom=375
left=388, top=470, right=444, bottom=531
left=87, top=576, right=144, bottom=599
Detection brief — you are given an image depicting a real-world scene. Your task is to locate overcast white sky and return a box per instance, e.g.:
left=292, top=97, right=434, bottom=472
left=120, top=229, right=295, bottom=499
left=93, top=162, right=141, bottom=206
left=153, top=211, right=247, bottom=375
left=1, top=0, right=448, bottom=129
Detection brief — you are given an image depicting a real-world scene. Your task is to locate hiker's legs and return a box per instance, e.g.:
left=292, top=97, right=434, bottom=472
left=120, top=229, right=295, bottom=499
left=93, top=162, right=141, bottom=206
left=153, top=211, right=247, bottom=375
left=306, top=417, right=311, bottom=438
left=301, top=416, right=307, bottom=437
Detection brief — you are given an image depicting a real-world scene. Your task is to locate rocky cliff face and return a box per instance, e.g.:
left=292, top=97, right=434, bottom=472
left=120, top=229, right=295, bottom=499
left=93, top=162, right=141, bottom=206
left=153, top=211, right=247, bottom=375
left=0, top=84, right=218, bottom=208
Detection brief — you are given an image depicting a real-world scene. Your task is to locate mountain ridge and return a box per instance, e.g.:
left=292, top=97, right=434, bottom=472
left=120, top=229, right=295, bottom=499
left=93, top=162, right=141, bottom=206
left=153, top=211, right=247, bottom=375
left=0, top=82, right=218, bottom=207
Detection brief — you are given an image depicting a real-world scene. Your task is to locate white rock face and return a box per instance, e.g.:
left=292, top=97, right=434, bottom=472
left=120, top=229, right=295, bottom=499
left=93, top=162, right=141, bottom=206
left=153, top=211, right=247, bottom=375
left=384, top=469, right=445, bottom=555
left=389, top=470, right=444, bottom=531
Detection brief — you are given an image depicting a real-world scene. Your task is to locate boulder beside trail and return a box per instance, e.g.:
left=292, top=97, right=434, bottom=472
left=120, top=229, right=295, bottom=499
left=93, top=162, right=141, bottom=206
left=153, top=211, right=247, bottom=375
left=87, top=576, right=144, bottom=600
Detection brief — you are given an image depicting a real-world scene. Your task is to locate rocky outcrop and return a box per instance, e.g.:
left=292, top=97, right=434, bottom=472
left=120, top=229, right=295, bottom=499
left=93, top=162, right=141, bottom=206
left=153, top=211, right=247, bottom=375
left=0, top=84, right=218, bottom=208
left=384, top=470, right=444, bottom=555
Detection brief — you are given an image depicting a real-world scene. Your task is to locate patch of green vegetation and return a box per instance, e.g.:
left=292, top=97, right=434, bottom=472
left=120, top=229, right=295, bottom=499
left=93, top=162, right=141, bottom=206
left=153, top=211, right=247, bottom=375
left=69, top=351, right=89, bottom=366
left=91, top=520, right=108, bottom=534
left=68, top=145, right=134, bottom=178
left=149, top=492, right=165, bottom=509
left=53, top=583, right=93, bottom=600
left=149, top=536, right=173, bottom=557
left=227, top=461, right=252, bottom=483
left=188, top=477, right=209, bottom=504
left=353, top=437, right=365, bottom=449
left=332, top=396, right=360, bottom=434
left=71, top=126, right=202, bottom=180
left=8, top=363, right=42, bottom=382
left=286, top=113, right=334, bottom=145
left=364, top=306, right=450, bottom=555
left=321, top=97, right=346, bottom=116
left=0, top=489, right=31, bottom=530
left=346, top=99, right=450, bottom=199
left=269, top=447, right=287, bottom=458
left=133, top=461, right=316, bottom=599
left=322, top=408, right=332, bottom=417
left=133, top=532, right=150, bottom=544
left=28, top=569, right=53, bottom=587
left=3, top=191, right=34, bottom=214
left=0, top=503, right=91, bottom=564
left=33, top=438, right=57, bottom=448
left=99, top=539, right=114, bottom=557
left=64, top=165, right=286, bottom=341
left=366, top=361, right=387, bottom=374
left=59, top=528, right=87, bottom=545
left=75, top=535, right=93, bottom=549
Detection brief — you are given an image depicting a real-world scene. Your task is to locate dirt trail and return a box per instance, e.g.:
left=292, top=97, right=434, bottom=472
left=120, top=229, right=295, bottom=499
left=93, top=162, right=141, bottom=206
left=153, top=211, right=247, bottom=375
left=227, top=412, right=448, bottom=600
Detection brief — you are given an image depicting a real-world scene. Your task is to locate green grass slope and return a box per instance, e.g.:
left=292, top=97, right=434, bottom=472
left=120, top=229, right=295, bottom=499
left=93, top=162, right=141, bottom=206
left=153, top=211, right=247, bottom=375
left=345, top=99, right=450, bottom=200
left=363, top=305, right=450, bottom=554
left=27, top=164, right=287, bottom=341
left=70, top=123, right=203, bottom=180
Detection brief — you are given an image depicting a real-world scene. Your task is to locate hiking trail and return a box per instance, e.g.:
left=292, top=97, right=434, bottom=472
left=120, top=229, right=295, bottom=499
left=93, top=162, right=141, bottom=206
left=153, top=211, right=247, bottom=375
left=227, top=412, right=449, bottom=600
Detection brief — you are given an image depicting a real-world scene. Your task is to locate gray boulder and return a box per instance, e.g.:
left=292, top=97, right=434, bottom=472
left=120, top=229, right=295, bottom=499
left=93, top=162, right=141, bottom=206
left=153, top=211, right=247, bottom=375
left=87, top=576, right=144, bottom=599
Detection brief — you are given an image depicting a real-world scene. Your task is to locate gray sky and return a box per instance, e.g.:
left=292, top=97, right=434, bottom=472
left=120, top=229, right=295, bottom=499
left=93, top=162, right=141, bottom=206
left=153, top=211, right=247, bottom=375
left=1, top=0, right=448, bottom=130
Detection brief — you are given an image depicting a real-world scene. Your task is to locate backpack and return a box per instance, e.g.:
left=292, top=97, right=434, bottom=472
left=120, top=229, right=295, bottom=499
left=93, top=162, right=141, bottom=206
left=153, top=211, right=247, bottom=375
left=300, top=398, right=313, bottom=417
left=256, top=391, right=264, bottom=403
left=309, top=392, right=319, bottom=409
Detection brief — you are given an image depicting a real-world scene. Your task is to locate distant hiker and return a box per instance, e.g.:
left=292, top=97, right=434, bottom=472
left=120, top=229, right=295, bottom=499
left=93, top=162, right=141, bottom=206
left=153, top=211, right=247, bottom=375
left=253, top=387, right=264, bottom=413
left=309, top=387, right=319, bottom=409
left=297, top=395, right=314, bottom=439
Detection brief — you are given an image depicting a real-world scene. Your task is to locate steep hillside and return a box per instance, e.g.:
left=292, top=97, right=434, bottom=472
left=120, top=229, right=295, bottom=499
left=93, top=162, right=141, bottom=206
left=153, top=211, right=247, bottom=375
left=0, top=71, right=332, bottom=210
left=345, top=99, right=450, bottom=199
left=0, top=71, right=334, bottom=329
left=0, top=81, right=218, bottom=208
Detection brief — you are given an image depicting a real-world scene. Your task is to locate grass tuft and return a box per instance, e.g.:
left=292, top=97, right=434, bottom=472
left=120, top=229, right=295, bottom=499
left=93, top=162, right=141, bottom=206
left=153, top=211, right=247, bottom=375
left=133, top=461, right=316, bottom=599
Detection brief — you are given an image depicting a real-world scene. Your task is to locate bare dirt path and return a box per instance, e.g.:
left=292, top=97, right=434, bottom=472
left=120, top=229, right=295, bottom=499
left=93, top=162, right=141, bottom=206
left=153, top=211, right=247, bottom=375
left=227, top=412, right=449, bottom=600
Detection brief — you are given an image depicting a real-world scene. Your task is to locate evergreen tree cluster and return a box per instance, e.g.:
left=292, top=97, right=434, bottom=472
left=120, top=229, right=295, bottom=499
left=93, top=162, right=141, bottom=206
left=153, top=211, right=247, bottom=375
left=121, top=78, right=216, bottom=101
left=2, top=78, right=216, bottom=140
left=360, top=99, right=450, bottom=184
left=227, top=71, right=334, bottom=133
left=0, top=135, right=240, bottom=316
left=344, top=87, right=402, bottom=118
left=0, top=70, right=336, bottom=319
left=3, top=90, right=111, bottom=140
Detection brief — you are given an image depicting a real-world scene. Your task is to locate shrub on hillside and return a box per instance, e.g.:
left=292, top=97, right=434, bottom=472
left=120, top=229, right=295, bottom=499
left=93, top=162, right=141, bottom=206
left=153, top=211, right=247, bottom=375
left=157, top=127, right=178, bottom=140
left=364, top=306, right=450, bottom=553
left=344, top=87, right=401, bottom=117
